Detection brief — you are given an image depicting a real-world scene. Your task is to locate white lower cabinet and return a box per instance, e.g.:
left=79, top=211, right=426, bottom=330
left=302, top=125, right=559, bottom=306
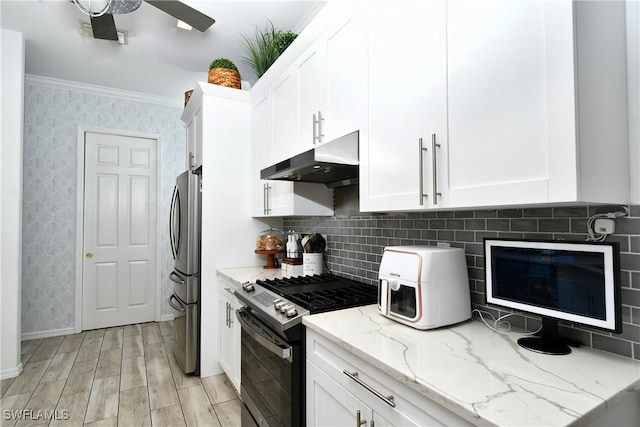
left=306, top=329, right=472, bottom=427
left=218, top=279, right=240, bottom=393
left=307, top=361, right=411, bottom=427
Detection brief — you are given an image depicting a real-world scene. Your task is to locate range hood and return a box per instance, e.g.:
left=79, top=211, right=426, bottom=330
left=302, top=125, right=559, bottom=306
left=261, top=131, right=359, bottom=188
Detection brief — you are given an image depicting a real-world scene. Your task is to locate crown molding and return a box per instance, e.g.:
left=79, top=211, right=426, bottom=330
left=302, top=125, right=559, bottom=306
left=25, top=74, right=183, bottom=108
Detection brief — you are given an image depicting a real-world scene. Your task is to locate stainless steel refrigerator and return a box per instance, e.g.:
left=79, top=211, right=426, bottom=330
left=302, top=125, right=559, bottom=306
left=168, top=170, right=201, bottom=375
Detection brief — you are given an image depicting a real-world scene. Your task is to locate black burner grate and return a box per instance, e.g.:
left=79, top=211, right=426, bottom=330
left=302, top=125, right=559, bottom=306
left=255, top=274, right=377, bottom=313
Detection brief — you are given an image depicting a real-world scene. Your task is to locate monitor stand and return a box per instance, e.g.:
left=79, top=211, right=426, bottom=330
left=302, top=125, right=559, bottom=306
left=517, top=317, right=572, bottom=355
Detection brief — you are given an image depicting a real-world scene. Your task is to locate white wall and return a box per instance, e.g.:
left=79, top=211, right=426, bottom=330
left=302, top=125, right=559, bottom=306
left=1, top=29, right=25, bottom=379
left=628, top=0, right=640, bottom=203
left=20, top=77, right=185, bottom=337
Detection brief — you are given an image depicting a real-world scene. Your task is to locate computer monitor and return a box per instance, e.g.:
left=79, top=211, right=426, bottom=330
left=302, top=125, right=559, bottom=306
left=484, top=238, right=621, bottom=355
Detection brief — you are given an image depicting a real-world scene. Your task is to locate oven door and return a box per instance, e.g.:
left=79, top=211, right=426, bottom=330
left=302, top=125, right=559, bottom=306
left=236, top=307, right=302, bottom=427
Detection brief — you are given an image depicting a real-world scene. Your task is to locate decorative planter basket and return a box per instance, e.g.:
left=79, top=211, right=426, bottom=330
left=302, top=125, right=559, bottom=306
left=184, top=90, right=193, bottom=107
left=207, top=67, right=241, bottom=89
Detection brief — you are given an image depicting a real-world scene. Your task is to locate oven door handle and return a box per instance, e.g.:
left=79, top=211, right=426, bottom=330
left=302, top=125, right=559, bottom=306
left=236, top=308, right=292, bottom=362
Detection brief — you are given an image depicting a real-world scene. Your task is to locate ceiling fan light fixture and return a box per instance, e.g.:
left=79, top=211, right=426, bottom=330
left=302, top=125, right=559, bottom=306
left=80, top=21, right=128, bottom=44
left=176, top=20, right=192, bottom=31
left=71, top=0, right=112, bottom=17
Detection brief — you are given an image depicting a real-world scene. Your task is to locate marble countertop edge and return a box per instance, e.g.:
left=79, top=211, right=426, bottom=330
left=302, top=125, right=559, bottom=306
left=302, top=305, right=640, bottom=427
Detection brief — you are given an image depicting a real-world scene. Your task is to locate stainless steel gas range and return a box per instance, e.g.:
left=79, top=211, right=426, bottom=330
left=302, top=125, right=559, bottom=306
left=234, top=274, right=377, bottom=427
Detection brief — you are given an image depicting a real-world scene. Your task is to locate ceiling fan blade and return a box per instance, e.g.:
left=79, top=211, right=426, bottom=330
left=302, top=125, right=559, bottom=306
left=144, top=0, right=215, bottom=32
left=90, top=14, right=119, bottom=40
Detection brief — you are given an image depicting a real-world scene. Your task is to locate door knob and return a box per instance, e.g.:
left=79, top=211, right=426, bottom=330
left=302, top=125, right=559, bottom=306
left=86, top=252, right=93, bottom=258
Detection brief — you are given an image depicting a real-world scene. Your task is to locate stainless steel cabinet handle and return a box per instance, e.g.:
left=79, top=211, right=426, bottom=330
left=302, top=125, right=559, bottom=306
left=312, top=114, right=317, bottom=145
left=356, top=410, right=366, bottom=427
left=313, top=111, right=324, bottom=144
left=317, top=110, right=324, bottom=143
left=344, top=370, right=396, bottom=408
left=263, top=183, right=268, bottom=215
left=419, top=138, right=428, bottom=205
left=432, top=134, right=442, bottom=205
left=266, top=183, right=272, bottom=214
left=262, top=183, right=272, bottom=215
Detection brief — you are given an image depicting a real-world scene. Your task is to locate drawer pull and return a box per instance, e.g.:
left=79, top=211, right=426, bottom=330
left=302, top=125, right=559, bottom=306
left=344, top=370, right=396, bottom=408
left=356, top=409, right=366, bottom=426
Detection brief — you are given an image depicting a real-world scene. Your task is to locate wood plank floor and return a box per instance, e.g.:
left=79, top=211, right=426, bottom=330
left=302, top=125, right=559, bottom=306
left=0, top=321, right=240, bottom=427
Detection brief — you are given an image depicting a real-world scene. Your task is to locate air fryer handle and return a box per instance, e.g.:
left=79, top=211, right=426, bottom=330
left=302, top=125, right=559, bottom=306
left=379, top=279, right=389, bottom=314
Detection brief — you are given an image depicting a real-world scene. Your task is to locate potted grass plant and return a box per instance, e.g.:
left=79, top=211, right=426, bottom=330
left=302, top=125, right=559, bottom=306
left=242, top=21, right=298, bottom=79
left=208, top=58, right=241, bottom=89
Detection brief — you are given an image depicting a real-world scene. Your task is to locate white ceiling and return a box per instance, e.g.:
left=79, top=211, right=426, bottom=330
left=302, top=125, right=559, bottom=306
left=0, top=0, right=324, bottom=101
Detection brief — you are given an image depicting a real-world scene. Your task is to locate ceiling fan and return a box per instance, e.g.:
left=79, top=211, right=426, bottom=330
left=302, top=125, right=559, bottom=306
left=71, top=0, right=215, bottom=41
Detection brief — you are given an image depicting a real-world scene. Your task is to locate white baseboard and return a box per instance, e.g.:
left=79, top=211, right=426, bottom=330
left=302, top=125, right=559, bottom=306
left=1, top=363, right=23, bottom=380
left=21, top=318, right=174, bottom=342
left=21, top=327, right=76, bottom=341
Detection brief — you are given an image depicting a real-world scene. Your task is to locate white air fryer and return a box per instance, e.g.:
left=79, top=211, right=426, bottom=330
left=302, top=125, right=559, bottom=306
left=378, top=246, right=471, bottom=330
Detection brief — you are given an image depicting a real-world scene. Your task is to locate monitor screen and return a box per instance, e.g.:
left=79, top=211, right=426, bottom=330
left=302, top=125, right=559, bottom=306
left=484, top=238, right=621, bottom=354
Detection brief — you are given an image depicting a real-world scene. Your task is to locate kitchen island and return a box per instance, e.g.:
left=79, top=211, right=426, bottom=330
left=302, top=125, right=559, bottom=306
left=303, top=305, right=640, bottom=426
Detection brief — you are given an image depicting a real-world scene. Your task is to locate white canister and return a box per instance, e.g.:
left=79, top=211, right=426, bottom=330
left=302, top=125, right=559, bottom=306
left=303, top=253, right=323, bottom=276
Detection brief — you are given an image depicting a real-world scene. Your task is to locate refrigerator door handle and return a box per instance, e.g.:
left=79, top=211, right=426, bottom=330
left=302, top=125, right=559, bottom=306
left=169, top=184, right=181, bottom=261
left=169, top=294, right=186, bottom=313
left=169, top=271, right=186, bottom=285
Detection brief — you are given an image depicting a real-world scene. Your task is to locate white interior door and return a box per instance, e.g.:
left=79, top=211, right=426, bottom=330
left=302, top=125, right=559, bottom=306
left=82, top=132, right=158, bottom=330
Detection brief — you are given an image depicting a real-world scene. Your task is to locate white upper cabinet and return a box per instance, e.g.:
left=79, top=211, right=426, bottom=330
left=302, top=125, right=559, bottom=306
left=250, top=0, right=371, bottom=218
left=271, top=69, right=298, bottom=161
left=296, top=43, right=324, bottom=152
left=445, top=0, right=628, bottom=208
left=360, top=0, right=447, bottom=212
left=295, top=2, right=368, bottom=152
left=251, top=81, right=333, bottom=217
left=361, top=0, right=629, bottom=212
left=183, top=102, right=203, bottom=172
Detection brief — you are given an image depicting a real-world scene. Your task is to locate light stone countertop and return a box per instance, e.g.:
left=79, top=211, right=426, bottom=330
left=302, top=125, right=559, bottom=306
left=302, top=304, right=640, bottom=426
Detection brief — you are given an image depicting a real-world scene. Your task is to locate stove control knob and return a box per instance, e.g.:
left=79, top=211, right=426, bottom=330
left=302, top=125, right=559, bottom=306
left=273, top=299, right=283, bottom=309
left=242, top=283, right=255, bottom=292
left=280, top=303, right=293, bottom=314
left=286, top=308, right=298, bottom=318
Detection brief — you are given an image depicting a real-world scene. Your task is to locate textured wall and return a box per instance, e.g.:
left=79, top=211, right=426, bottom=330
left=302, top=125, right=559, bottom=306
left=284, top=203, right=640, bottom=360
left=22, top=80, right=185, bottom=334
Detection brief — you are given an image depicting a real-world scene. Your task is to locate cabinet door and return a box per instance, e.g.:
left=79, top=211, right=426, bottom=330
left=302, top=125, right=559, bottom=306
left=307, top=361, right=372, bottom=427
left=218, top=292, right=234, bottom=384
left=324, top=14, right=367, bottom=142
left=194, top=106, right=203, bottom=171
left=360, top=0, right=447, bottom=212
left=251, top=89, right=295, bottom=217
left=186, top=106, right=203, bottom=172
left=185, top=108, right=197, bottom=171
left=446, top=0, right=575, bottom=208
left=252, top=92, right=271, bottom=216
left=296, top=44, right=325, bottom=151
left=271, top=69, right=298, bottom=161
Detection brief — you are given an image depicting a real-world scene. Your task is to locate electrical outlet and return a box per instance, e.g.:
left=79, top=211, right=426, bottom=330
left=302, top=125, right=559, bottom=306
left=437, top=242, right=451, bottom=248
left=594, top=218, right=615, bottom=234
